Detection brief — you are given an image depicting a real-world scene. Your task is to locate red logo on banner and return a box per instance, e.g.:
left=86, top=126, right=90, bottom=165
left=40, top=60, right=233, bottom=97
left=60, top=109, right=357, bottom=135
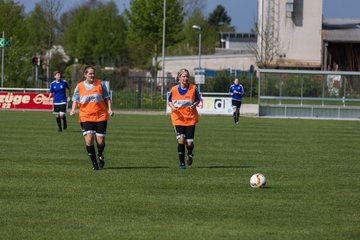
left=0, top=92, right=53, bottom=110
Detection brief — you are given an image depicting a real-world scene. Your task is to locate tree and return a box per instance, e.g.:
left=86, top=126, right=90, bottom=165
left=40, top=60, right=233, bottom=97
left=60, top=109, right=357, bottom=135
left=25, top=0, right=62, bottom=52
left=0, top=0, right=34, bottom=87
left=90, top=2, right=128, bottom=66
left=208, top=4, right=234, bottom=32
left=167, top=8, right=218, bottom=56
left=126, top=0, right=184, bottom=70
left=24, top=0, right=63, bottom=84
left=62, top=1, right=128, bottom=66
left=182, top=0, right=203, bottom=17
left=62, top=6, right=92, bottom=62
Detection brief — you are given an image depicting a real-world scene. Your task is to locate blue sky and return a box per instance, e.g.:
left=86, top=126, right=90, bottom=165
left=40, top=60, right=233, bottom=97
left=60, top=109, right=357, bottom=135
left=18, top=0, right=360, bottom=32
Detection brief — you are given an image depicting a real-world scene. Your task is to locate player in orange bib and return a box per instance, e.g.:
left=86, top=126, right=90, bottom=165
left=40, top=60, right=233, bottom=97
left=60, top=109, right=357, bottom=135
left=168, top=68, right=201, bottom=170
left=70, top=66, right=113, bottom=170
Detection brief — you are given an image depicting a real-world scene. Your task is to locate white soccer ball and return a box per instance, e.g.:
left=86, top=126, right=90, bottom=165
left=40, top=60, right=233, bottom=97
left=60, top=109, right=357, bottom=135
left=250, top=173, right=266, bottom=188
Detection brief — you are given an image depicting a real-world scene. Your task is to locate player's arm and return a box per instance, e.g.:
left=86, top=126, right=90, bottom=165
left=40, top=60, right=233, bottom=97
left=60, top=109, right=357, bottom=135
left=167, top=92, right=177, bottom=112
left=66, top=82, right=71, bottom=102
left=190, top=88, right=201, bottom=110
left=70, top=86, right=79, bottom=116
left=234, top=88, right=242, bottom=95
left=101, top=81, right=114, bottom=116
left=48, top=84, right=53, bottom=99
left=229, top=86, right=234, bottom=96
left=240, top=85, right=245, bottom=96
left=105, top=97, right=114, bottom=116
left=168, top=101, right=177, bottom=111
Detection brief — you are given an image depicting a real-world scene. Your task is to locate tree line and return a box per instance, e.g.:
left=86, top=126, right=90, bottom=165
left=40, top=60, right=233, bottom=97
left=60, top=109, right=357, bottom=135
left=0, top=0, right=234, bottom=87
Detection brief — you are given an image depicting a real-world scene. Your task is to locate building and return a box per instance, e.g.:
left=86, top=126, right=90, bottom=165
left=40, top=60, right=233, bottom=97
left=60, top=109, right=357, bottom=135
left=216, top=32, right=257, bottom=54
left=257, top=0, right=323, bottom=68
left=160, top=0, right=359, bottom=78
left=160, top=54, right=255, bottom=78
left=322, top=18, right=360, bottom=71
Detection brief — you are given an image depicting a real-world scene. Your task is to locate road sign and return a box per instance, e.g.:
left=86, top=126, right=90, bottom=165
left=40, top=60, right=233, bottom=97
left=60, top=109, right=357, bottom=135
left=0, top=38, right=11, bottom=48
left=194, top=68, right=205, bottom=84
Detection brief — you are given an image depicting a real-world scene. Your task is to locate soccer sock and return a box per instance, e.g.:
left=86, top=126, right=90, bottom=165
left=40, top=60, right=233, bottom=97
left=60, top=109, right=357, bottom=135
left=233, top=112, right=237, bottom=123
left=62, top=116, right=67, bottom=129
left=178, top=143, right=185, bottom=165
left=86, top=145, right=97, bottom=164
left=186, top=144, right=194, bottom=156
left=97, top=144, right=105, bottom=157
left=56, top=117, right=62, bottom=129
left=236, top=112, right=240, bottom=122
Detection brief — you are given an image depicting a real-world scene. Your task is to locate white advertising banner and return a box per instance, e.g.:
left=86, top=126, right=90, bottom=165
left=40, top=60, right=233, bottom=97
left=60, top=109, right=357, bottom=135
left=167, top=96, right=233, bottom=115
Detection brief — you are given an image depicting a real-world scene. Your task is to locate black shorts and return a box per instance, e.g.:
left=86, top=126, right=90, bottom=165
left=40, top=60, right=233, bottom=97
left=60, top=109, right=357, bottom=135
left=53, top=104, right=67, bottom=114
left=80, top=121, right=107, bottom=137
left=232, top=100, right=242, bottom=109
left=174, top=125, right=196, bottom=143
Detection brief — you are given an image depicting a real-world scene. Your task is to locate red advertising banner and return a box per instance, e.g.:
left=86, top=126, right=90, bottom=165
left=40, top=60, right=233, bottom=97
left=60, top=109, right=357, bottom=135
left=0, top=92, right=53, bottom=110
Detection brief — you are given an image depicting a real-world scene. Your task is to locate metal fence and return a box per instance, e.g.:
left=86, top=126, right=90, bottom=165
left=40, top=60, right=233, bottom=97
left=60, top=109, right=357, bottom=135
left=108, top=76, right=177, bottom=110
left=1, top=76, right=177, bottom=111
left=258, top=69, right=360, bottom=119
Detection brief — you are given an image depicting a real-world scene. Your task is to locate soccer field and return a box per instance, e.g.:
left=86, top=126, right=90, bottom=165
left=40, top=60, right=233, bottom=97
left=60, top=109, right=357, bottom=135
left=0, top=111, right=359, bottom=239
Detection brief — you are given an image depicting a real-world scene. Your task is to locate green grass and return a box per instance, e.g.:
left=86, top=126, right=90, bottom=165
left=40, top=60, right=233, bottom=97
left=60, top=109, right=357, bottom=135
left=0, top=111, right=359, bottom=239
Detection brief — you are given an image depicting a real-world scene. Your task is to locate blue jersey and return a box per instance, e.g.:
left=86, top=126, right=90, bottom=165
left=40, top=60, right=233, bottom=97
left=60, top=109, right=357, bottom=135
left=229, top=84, right=244, bottom=101
left=49, top=80, right=70, bottom=105
left=72, top=81, right=110, bottom=103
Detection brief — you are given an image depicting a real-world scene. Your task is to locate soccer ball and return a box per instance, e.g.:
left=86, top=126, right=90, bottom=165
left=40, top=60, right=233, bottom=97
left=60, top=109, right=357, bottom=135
left=250, top=173, right=266, bottom=188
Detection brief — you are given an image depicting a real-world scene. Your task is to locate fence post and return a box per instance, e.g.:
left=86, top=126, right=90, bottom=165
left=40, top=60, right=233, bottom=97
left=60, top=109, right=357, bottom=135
left=137, top=78, right=141, bottom=109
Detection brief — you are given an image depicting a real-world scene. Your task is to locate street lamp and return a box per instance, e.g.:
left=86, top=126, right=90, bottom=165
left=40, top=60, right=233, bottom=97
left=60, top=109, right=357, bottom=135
left=192, top=24, right=202, bottom=91
left=161, top=0, right=166, bottom=99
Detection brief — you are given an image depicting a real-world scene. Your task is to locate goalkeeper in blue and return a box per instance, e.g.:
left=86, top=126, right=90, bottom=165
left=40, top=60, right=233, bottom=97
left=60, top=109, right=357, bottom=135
left=229, top=78, right=244, bottom=124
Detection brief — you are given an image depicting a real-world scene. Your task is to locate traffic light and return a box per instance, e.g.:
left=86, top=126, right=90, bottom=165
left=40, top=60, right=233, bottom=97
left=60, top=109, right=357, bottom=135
left=32, top=56, right=41, bottom=66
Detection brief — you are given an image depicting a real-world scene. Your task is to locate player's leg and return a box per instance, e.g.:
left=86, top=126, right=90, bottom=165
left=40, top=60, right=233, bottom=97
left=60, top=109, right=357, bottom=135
left=56, top=113, right=62, bottom=131
left=236, top=101, right=242, bottom=123
left=185, top=125, right=196, bottom=166
left=59, top=104, right=67, bottom=130
left=95, top=121, right=107, bottom=169
left=175, top=126, right=186, bottom=169
left=54, top=105, right=62, bottom=131
left=231, top=100, right=237, bottom=124
left=81, top=122, right=98, bottom=170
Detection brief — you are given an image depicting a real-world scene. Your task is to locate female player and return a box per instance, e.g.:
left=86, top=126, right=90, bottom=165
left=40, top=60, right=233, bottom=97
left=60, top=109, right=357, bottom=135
left=70, top=66, right=113, bottom=170
left=168, top=68, right=201, bottom=169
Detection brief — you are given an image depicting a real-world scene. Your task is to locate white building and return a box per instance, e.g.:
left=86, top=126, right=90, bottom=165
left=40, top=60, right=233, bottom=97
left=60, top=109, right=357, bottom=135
left=160, top=0, right=327, bottom=78
left=257, top=0, right=323, bottom=68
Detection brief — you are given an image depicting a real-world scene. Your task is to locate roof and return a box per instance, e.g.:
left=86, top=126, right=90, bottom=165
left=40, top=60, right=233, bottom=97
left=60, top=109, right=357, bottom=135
left=323, top=18, right=360, bottom=29
left=323, top=18, right=360, bottom=43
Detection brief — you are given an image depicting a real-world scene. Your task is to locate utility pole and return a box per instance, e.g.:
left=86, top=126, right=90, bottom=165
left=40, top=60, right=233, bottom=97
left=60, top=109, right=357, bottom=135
left=1, top=31, right=5, bottom=88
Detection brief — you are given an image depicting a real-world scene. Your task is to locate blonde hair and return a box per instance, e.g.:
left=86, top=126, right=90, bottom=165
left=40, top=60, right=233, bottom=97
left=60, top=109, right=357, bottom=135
left=83, top=65, right=95, bottom=75
left=177, top=68, right=190, bottom=81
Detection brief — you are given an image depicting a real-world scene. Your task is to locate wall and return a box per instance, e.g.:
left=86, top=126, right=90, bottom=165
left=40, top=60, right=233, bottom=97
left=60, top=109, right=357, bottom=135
left=257, top=0, right=323, bottom=67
